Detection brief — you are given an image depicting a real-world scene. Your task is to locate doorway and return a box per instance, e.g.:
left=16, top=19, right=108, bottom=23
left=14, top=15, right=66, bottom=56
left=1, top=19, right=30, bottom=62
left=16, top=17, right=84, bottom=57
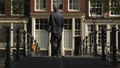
left=74, top=37, right=81, bottom=55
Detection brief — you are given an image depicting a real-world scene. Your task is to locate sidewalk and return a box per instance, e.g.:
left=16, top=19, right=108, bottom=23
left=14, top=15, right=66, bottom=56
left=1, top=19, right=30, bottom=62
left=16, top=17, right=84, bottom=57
left=11, top=56, right=120, bottom=68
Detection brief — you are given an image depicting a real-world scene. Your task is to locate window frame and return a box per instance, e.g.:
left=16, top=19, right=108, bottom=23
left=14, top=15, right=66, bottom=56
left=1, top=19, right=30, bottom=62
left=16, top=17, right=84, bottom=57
left=34, top=0, right=47, bottom=12
left=87, top=25, right=96, bottom=44
left=75, top=18, right=81, bottom=35
left=68, top=0, right=80, bottom=12
left=88, top=0, right=103, bottom=17
left=64, top=19, right=72, bottom=30
left=97, top=25, right=107, bottom=46
left=35, top=19, right=48, bottom=30
left=109, top=0, right=120, bottom=17
left=0, top=24, right=10, bottom=43
left=11, top=0, right=24, bottom=16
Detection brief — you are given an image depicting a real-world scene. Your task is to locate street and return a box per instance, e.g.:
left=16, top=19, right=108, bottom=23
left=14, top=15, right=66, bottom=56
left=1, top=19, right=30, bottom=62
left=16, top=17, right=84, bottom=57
left=11, top=56, right=120, bottom=68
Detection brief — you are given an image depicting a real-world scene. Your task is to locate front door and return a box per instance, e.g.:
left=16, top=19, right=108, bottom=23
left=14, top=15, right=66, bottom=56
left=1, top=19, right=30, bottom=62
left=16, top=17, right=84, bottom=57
left=74, top=37, right=81, bottom=55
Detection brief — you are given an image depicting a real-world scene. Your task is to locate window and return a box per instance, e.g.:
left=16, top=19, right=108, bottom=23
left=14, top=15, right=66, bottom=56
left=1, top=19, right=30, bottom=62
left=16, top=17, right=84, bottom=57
left=88, top=25, right=91, bottom=32
left=0, top=24, right=10, bottom=43
left=109, top=0, right=120, bottom=16
left=35, top=0, right=47, bottom=11
left=51, top=0, right=63, bottom=11
left=88, top=25, right=96, bottom=45
left=89, top=0, right=103, bottom=17
left=75, top=19, right=80, bottom=30
left=35, top=19, right=48, bottom=30
left=88, top=25, right=94, bottom=32
left=64, top=19, right=72, bottom=30
left=0, top=0, right=5, bottom=15
left=98, top=25, right=106, bottom=46
left=11, top=0, right=24, bottom=15
left=64, top=19, right=72, bottom=49
left=13, top=24, right=24, bottom=43
left=68, top=0, right=80, bottom=11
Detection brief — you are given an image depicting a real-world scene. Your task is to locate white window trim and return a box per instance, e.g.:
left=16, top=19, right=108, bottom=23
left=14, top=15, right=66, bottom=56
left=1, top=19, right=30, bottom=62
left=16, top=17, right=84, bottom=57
left=11, top=0, right=24, bottom=16
left=68, top=0, right=80, bottom=12
left=109, top=0, right=120, bottom=17
left=34, top=0, right=47, bottom=12
left=88, top=0, right=103, bottom=17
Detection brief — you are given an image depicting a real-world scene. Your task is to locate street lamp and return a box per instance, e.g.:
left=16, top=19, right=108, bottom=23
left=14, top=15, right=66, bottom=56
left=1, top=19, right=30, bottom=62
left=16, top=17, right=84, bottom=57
left=90, top=7, right=97, bottom=57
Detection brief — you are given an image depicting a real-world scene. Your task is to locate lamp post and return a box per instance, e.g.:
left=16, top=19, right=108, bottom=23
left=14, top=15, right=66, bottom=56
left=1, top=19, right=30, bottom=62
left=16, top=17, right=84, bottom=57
left=105, top=25, right=118, bottom=65
left=90, top=7, right=97, bottom=57
left=29, top=34, right=33, bottom=54
left=23, top=30, right=26, bottom=57
left=85, top=36, right=88, bottom=55
left=89, top=33, right=92, bottom=55
left=4, top=27, right=11, bottom=68
left=27, top=34, right=30, bottom=56
left=27, top=34, right=33, bottom=56
left=15, top=28, right=20, bottom=61
left=82, top=39, right=85, bottom=55
left=111, top=26, right=117, bottom=66
left=101, top=27, right=106, bottom=60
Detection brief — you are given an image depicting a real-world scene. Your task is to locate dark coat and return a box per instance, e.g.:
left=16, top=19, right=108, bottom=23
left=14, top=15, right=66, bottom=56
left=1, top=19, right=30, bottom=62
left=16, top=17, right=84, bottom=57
left=47, top=12, right=64, bottom=34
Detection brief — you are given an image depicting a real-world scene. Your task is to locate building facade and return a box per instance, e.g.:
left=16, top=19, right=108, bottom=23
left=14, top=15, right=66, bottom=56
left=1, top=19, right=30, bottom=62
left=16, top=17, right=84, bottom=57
left=0, top=0, right=29, bottom=57
left=0, top=0, right=119, bottom=58
left=85, top=0, right=120, bottom=59
left=30, top=0, right=120, bottom=57
left=30, top=0, right=86, bottom=56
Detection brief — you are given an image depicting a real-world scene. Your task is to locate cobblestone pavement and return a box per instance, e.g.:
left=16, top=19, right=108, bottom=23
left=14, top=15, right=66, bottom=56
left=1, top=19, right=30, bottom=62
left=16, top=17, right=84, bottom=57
left=10, top=56, right=120, bottom=68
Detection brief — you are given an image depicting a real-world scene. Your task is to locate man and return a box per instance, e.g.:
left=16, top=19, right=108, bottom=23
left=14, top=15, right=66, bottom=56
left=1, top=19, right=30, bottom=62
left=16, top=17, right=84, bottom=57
left=47, top=6, right=64, bottom=57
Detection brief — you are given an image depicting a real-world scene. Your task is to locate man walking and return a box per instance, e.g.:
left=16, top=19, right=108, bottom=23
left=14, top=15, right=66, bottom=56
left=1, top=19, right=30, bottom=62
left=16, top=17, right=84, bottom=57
left=47, top=6, right=64, bottom=57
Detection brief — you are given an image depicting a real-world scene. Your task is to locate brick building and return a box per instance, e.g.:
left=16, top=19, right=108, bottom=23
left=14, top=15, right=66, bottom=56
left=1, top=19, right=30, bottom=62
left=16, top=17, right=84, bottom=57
left=0, top=0, right=29, bottom=57
left=30, top=0, right=120, bottom=57
left=30, top=0, right=85, bottom=56
left=84, top=0, right=120, bottom=59
left=0, top=0, right=119, bottom=59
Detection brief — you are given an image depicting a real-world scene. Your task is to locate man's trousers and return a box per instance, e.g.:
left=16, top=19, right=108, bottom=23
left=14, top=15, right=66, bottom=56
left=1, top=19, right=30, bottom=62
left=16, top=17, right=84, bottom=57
left=50, top=33, right=62, bottom=56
